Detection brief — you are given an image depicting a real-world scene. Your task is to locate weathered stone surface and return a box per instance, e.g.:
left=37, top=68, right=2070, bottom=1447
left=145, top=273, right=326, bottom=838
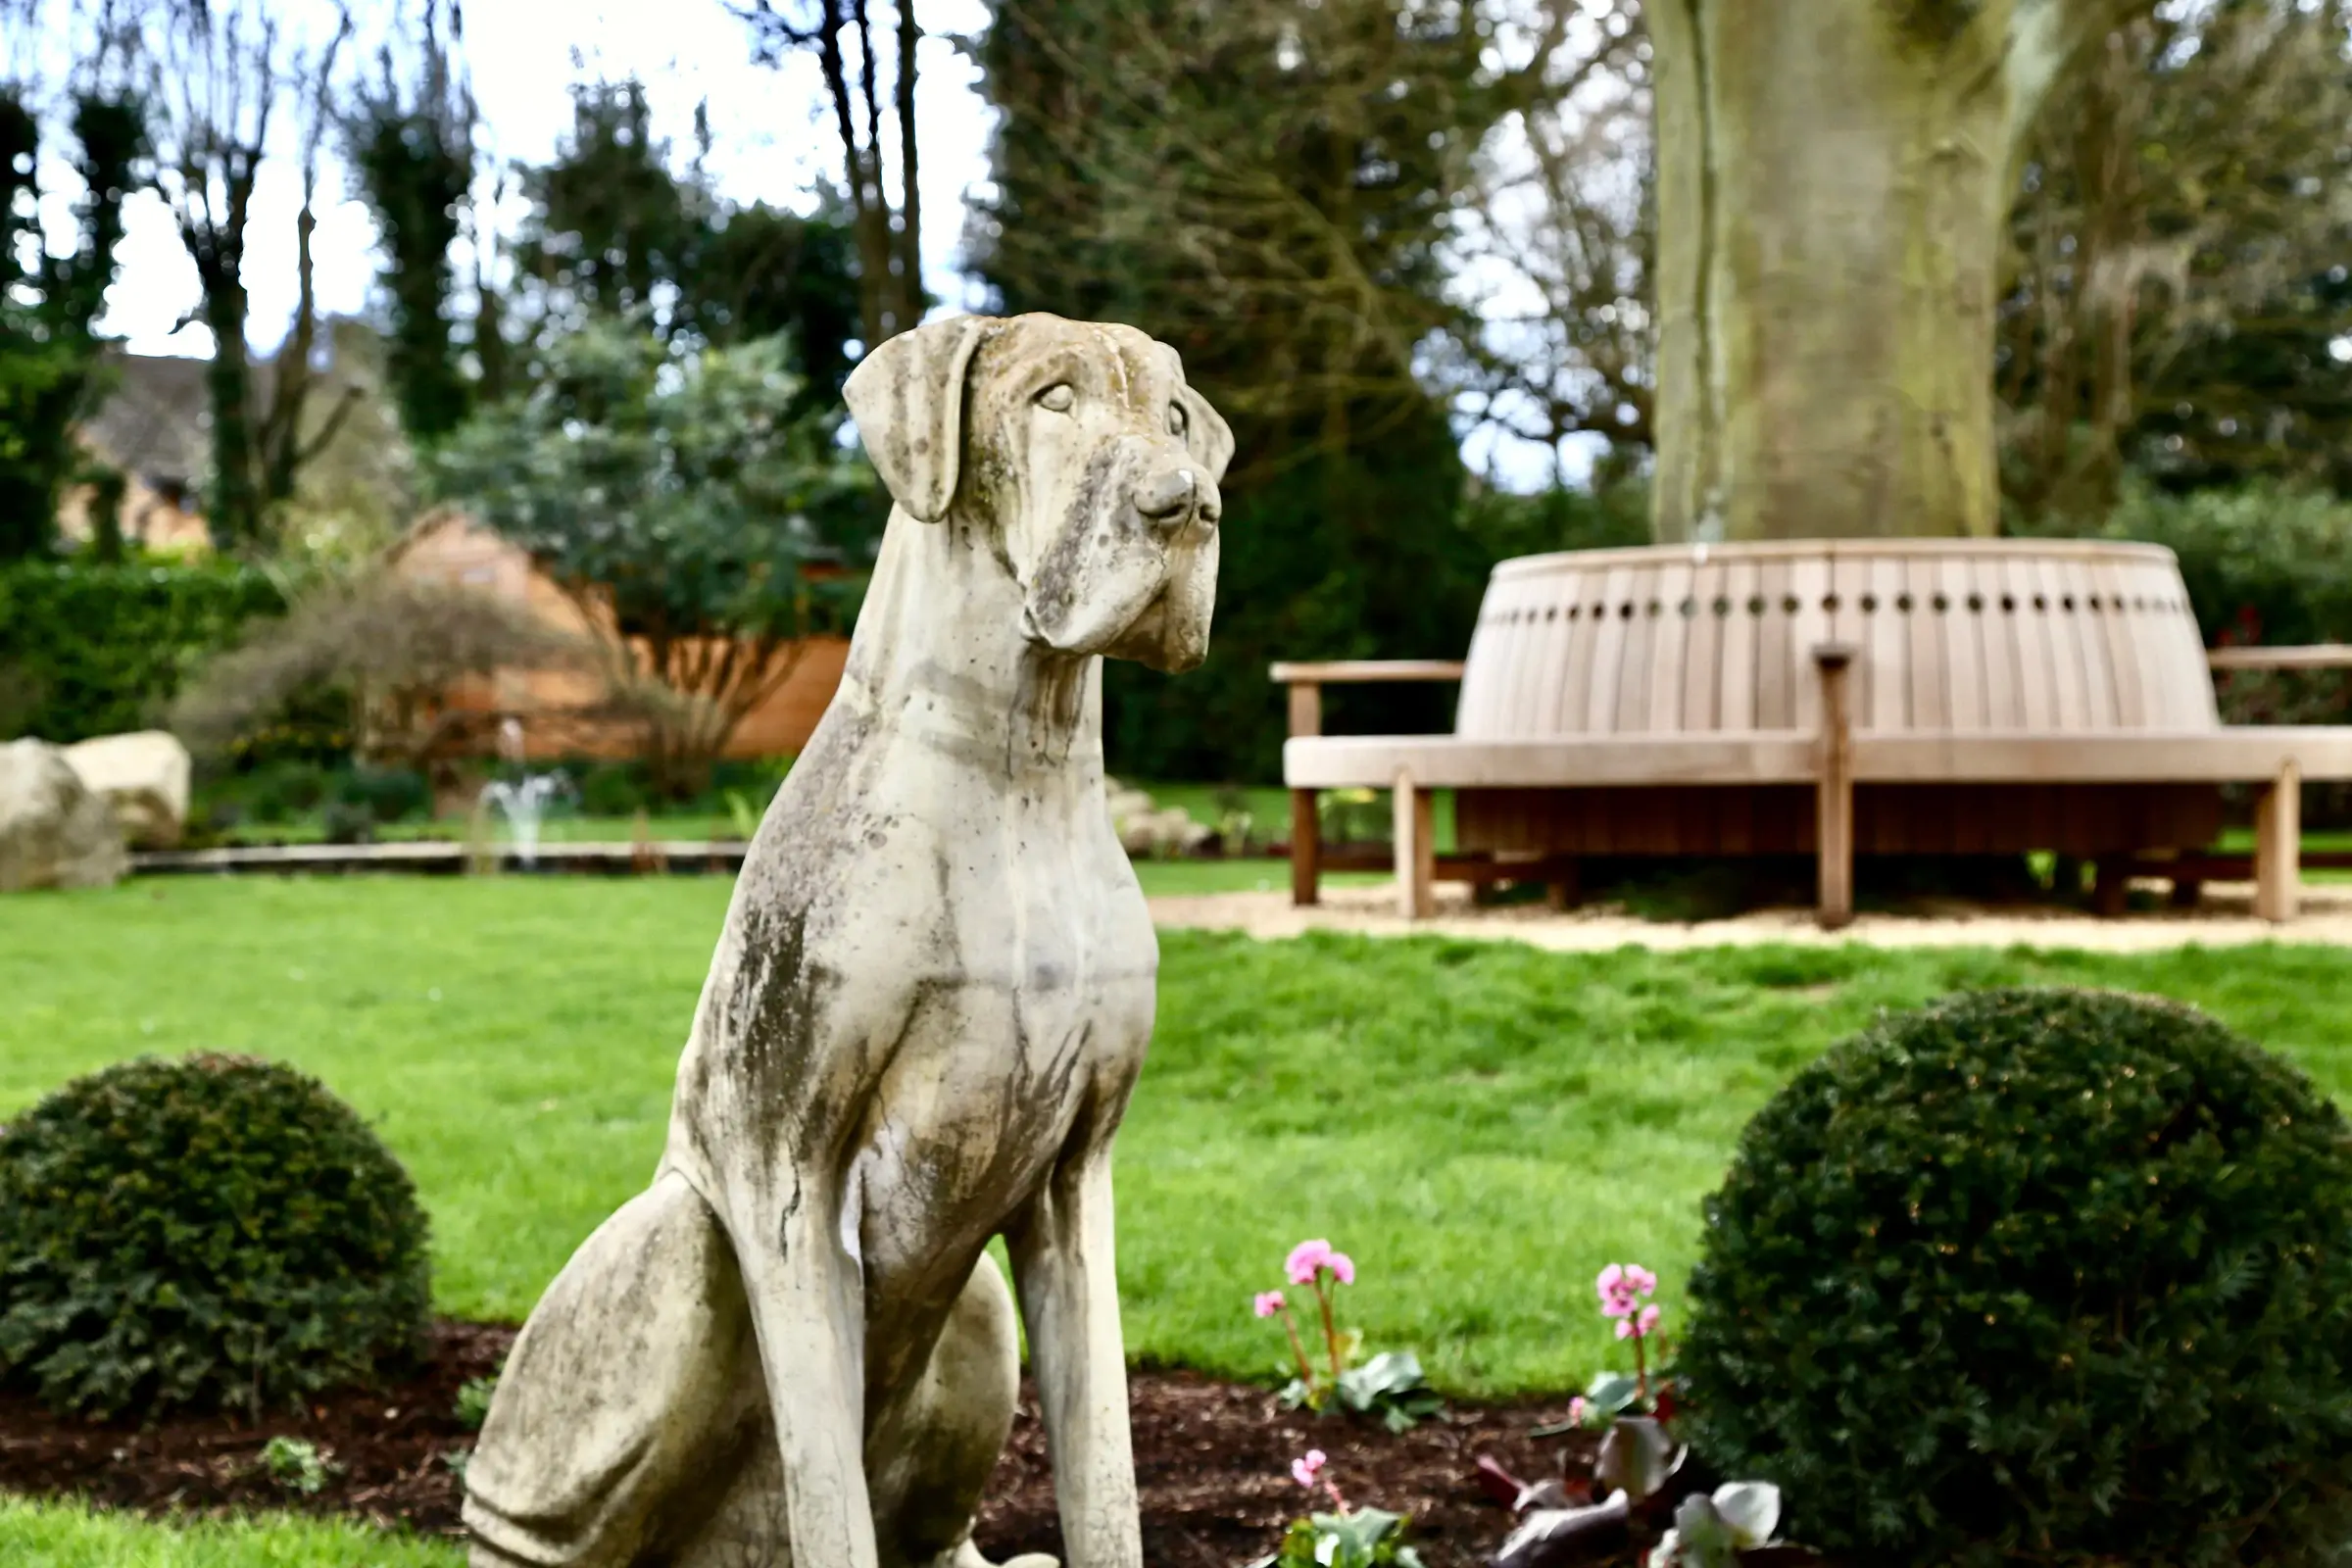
left=64, top=730, right=193, bottom=849
left=0, top=740, right=129, bottom=892
left=465, top=315, right=1233, bottom=1568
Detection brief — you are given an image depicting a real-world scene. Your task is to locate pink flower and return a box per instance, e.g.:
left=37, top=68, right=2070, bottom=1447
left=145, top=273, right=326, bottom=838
left=1292, top=1449, right=1328, bottom=1489
left=1253, top=1291, right=1286, bottom=1319
left=1327, top=1251, right=1356, bottom=1287
left=1286, top=1239, right=1336, bottom=1286
left=1615, top=1303, right=1663, bottom=1342
left=1596, top=1261, right=1657, bottom=1320
left=1568, top=1396, right=1590, bottom=1427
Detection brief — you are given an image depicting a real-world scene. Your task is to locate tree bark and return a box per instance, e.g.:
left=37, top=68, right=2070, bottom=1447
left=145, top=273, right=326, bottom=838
left=1647, top=0, right=2128, bottom=542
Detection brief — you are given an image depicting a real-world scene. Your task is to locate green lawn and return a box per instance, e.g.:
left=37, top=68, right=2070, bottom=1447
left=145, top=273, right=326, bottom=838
left=0, top=1496, right=461, bottom=1567
left=10, top=877, right=2352, bottom=1389
left=8, top=880, right=2352, bottom=1559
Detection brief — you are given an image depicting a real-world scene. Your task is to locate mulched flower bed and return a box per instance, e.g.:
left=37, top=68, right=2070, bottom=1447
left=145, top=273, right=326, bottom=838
left=0, top=1319, right=1796, bottom=1567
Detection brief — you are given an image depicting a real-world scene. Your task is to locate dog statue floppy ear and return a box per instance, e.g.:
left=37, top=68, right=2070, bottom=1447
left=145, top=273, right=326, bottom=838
left=1178, top=384, right=1236, bottom=483
left=845, top=316, right=996, bottom=522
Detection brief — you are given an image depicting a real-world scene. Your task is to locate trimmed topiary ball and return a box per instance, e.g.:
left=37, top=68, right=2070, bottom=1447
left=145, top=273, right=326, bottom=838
left=0, top=1054, right=430, bottom=1419
left=1681, top=988, right=2352, bottom=1568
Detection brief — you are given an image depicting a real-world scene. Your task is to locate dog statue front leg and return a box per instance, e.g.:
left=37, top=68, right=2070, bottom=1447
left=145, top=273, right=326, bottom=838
left=731, top=1172, right=882, bottom=1568
left=1008, top=1149, right=1143, bottom=1568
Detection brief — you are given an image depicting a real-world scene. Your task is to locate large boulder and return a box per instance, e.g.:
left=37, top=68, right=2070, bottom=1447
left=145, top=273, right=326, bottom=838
left=63, top=731, right=192, bottom=849
left=0, top=740, right=129, bottom=892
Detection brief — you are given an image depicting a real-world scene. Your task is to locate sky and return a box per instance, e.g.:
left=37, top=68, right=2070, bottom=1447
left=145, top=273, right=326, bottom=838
left=15, top=0, right=1578, bottom=486
left=19, top=0, right=999, bottom=355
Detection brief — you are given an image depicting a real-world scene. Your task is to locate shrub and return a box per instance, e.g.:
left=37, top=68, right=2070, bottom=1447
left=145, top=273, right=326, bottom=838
left=1680, top=988, right=2352, bottom=1567
left=0, top=555, right=283, bottom=744
left=168, top=571, right=595, bottom=776
left=335, top=764, right=431, bottom=825
left=2069, top=481, right=2352, bottom=650
left=0, top=1054, right=432, bottom=1420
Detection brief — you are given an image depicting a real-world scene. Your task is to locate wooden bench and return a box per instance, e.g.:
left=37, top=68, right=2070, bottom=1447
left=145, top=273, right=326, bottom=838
left=1277, top=541, right=2352, bottom=925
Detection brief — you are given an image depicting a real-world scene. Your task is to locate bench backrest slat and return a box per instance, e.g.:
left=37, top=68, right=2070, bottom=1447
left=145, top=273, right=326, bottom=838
left=1459, top=540, right=2217, bottom=740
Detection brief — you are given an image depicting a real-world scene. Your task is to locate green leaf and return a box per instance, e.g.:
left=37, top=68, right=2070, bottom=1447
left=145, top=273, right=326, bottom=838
left=1584, top=1370, right=1642, bottom=1416
left=1594, top=1416, right=1682, bottom=1502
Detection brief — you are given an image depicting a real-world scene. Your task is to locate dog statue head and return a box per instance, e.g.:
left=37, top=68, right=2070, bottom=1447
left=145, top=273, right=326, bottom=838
left=845, top=314, right=1234, bottom=674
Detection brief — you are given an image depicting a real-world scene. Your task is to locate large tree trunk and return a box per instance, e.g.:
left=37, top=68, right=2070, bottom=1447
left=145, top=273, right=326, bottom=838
left=1647, top=0, right=2129, bottom=542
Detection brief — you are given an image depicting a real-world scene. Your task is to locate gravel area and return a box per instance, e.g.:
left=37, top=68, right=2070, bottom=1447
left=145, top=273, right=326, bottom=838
left=1150, top=879, right=2352, bottom=952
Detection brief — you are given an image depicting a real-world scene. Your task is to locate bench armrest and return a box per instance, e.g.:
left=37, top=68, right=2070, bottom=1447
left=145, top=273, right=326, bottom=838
left=1270, top=661, right=1466, bottom=740
left=2208, top=645, right=2352, bottom=672
left=1269, top=660, right=1467, bottom=685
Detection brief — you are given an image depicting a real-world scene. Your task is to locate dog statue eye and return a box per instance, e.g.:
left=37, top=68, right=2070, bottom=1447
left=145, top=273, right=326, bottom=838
left=1167, top=401, right=1188, bottom=438
left=1036, top=383, right=1075, bottom=414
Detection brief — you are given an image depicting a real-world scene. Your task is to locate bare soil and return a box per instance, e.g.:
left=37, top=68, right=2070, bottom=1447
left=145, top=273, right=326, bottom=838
left=0, top=1320, right=1786, bottom=1566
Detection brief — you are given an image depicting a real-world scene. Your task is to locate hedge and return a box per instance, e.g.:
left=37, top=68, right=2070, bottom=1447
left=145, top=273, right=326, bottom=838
left=0, top=556, right=283, bottom=745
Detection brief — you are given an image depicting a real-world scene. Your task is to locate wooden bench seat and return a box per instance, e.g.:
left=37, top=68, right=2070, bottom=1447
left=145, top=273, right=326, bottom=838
left=1288, top=728, right=2352, bottom=791
left=1287, top=704, right=2352, bottom=924
left=1273, top=540, right=2352, bottom=926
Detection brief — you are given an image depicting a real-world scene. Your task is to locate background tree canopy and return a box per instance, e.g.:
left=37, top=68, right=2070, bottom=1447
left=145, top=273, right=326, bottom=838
left=974, top=0, right=1580, bottom=778
left=432, top=319, right=878, bottom=793
left=10, top=0, right=2352, bottom=787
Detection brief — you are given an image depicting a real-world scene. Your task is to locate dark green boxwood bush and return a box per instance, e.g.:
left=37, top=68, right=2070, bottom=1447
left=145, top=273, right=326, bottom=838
left=1681, top=988, right=2352, bottom=1568
left=0, top=1054, right=431, bottom=1419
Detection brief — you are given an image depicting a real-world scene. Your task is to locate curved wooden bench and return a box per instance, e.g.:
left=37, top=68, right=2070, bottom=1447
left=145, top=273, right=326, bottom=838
left=1277, top=541, right=2352, bottom=924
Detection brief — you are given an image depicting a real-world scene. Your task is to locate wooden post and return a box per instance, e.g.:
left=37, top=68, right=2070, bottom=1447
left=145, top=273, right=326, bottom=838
left=1288, top=679, right=1322, bottom=742
left=1813, top=644, right=1858, bottom=930
left=1393, top=767, right=1435, bottom=920
left=1288, top=678, right=1322, bottom=906
left=2256, top=759, right=2302, bottom=924
left=2091, top=856, right=2132, bottom=918
left=1290, top=790, right=1320, bottom=906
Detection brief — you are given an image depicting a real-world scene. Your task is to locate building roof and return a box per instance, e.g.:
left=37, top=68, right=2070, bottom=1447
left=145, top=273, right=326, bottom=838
left=78, top=352, right=218, bottom=501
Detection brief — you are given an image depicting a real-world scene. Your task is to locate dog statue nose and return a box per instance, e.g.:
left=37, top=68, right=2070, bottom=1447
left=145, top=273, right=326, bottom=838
left=1137, top=466, right=1199, bottom=525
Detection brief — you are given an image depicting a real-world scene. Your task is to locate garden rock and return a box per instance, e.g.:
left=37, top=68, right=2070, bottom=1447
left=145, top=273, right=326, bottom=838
left=1106, top=777, right=1213, bottom=858
left=63, top=730, right=192, bottom=848
left=463, top=315, right=1233, bottom=1568
left=0, top=739, right=128, bottom=891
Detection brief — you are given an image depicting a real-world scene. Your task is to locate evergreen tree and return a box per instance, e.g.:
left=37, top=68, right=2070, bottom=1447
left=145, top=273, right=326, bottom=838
left=0, top=85, right=147, bottom=561
left=974, top=0, right=1539, bottom=778
left=347, top=0, right=476, bottom=445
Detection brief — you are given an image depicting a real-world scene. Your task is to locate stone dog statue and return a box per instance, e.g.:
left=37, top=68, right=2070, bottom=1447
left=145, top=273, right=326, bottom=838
left=463, top=314, right=1232, bottom=1568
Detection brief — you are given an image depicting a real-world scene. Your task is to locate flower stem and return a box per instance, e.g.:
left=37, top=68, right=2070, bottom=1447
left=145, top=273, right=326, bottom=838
left=1315, top=1273, right=1344, bottom=1384
left=1279, top=1305, right=1317, bottom=1391
left=1634, top=1331, right=1649, bottom=1408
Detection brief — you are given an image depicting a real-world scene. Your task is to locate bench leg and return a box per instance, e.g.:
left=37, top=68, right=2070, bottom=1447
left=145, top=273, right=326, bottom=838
left=1393, top=770, right=1435, bottom=921
left=2256, top=760, right=2302, bottom=924
left=2092, top=856, right=2132, bottom=918
left=2169, top=876, right=2203, bottom=909
left=1547, top=860, right=1581, bottom=911
left=1814, top=645, right=1856, bottom=931
left=1289, top=788, right=1320, bottom=907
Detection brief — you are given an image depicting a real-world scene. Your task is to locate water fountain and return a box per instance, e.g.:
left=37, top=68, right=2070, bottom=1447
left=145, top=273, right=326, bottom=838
left=477, top=718, right=572, bottom=868
left=479, top=772, right=572, bottom=867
